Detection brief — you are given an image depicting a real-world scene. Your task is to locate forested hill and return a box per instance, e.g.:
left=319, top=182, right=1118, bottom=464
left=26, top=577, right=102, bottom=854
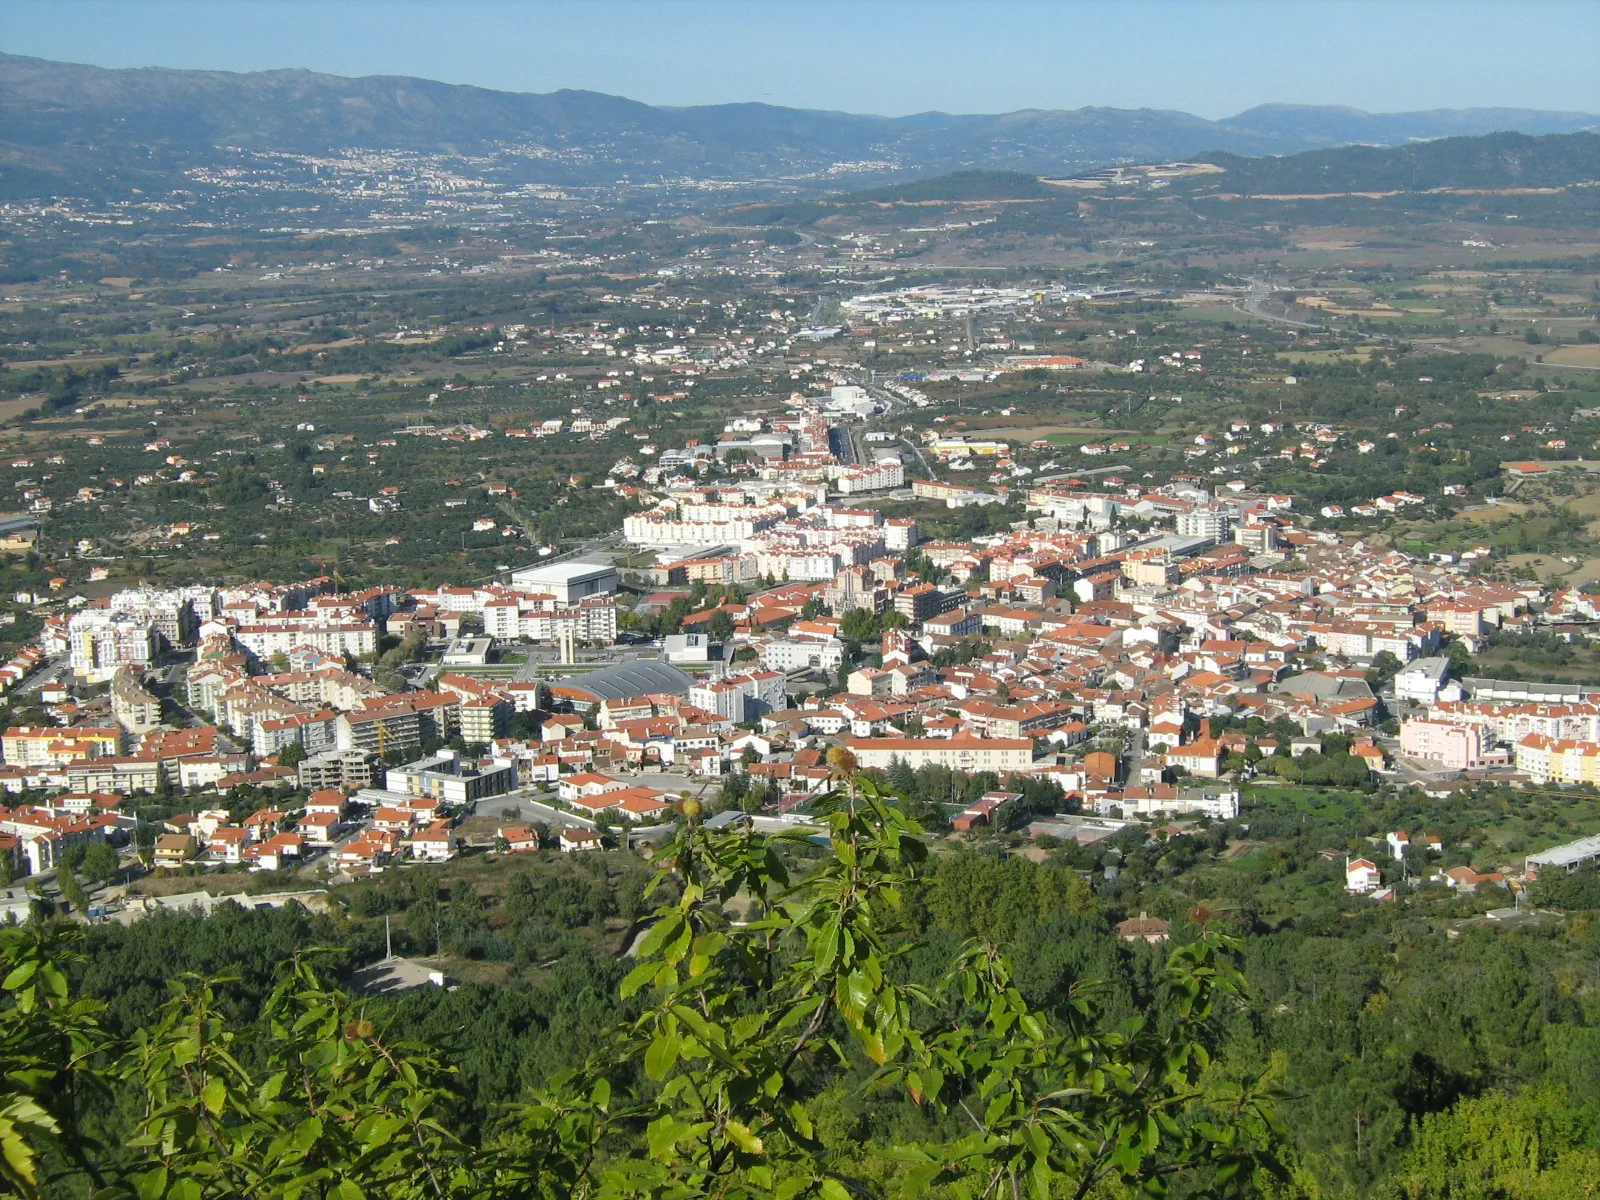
left=1183, top=130, right=1600, bottom=195
left=1, top=50, right=1597, bottom=197
left=845, top=169, right=1060, bottom=203
left=828, top=132, right=1600, bottom=206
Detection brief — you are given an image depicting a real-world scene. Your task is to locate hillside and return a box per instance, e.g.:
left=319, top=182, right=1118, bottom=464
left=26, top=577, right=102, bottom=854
left=812, top=132, right=1600, bottom=213
left=1, top=51, right=1596, bottom=198
left=846, top=169, right=1059, bottom=203
left=1183, top=131, right=1600, bottom=195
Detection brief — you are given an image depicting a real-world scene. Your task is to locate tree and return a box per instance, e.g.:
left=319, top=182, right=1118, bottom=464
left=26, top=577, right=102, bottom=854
left=0, top=761, right=1289, bottom=1199
left=275, top=741, right=308, bottom=768
left=57, top=870, right=90, bottom=916
left=706, top=608, right=735, bottom=642
left=1365, top=650, right=1403, bottom=688
left=78, top=841, right=120, bottom=886
left=839, top=607, right=880, bottom=643
left=1393, top=1085, right=1599, bottom=1198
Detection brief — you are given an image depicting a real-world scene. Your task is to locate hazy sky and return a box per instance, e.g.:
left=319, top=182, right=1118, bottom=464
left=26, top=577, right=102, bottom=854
left=3, top=0, right=1597, bottom=118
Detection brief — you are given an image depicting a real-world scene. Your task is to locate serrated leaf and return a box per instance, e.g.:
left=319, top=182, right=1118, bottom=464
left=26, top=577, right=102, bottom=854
left=201, top=1076, right=226, bottom=1116
left=644, top=1033, right=681, bottom=1081
left=724, top=1119, right=764, bottom=1155
left=636, top=913, right=682, bottom=960
left=133, top=1165, right=169, bottom=1200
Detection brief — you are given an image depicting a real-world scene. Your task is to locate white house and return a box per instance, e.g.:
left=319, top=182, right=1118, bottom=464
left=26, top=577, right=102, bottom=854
left=1386, top=830, right=1443, bottom=861
left=559, top=827, right=604, bottom=853
left=1345, top=858, right=1381, bottom=894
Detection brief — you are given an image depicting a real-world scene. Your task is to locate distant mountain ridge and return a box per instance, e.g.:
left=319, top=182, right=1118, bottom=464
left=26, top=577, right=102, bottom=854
left=827, top=132, right=1600, bottom=206
left=1, top=51, right=1596, bottom=198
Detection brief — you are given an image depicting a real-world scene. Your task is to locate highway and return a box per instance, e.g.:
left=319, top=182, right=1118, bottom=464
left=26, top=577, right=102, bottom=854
left=1238, top=278, right=1325, bottom=329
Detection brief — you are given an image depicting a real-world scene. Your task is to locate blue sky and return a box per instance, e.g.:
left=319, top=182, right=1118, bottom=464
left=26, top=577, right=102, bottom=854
left=3, top=0, right=1596, bottom=118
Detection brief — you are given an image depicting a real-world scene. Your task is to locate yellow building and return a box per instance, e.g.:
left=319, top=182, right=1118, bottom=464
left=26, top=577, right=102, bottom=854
left=1515, top=733, right=1600, bottom=785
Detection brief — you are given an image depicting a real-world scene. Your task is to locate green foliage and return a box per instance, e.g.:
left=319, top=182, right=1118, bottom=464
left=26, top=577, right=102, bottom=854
left=1390, top=1085, right=1600, bottom=1199
left=76, top=843, right=120, bottom=887
left=0, top=769, right=1289, bottom=1199
left=274, top=742, right=308, bottom=768
left=917, top=850, right=1097, bottom=943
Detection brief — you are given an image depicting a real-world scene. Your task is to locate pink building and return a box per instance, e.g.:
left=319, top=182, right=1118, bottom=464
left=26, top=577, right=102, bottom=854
left=1398, top=719, right=1505, bottom=770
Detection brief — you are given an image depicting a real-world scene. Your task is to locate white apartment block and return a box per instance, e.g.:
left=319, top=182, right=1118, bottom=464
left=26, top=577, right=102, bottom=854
left=883, top=519, right=919, bottom=551
left=845, top=735, right=1035, bottom=773
left=760, top=638, right=845, bottom=672
left=754, top=551, right=843, bottom=582
left=624, top=514, right=780, bottom=546
left=1176, top=507, right=1232, bottom=540
left=69, top=610, right=158, bottom=683
left=108, top=585, right=210, bottom=647
left=688, top=680, right=746, bottom=722
left=723, top=669, right=786, bottom=716
left=232, top=621, right=378, bottom=660
left=833, top=458, right=904, bottom=494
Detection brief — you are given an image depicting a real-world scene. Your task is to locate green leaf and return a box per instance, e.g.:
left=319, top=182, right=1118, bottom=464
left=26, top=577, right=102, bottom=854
left=724, top=1119, right=764, bottom=1155
left=294, top=1116, right=324, bottom=1153
left=133, top=1165, right=169, bottom=1200
left=636, top=913, right=683, bottom=960
left=620, top=959, right=659, bottom=998
left=644, top=1033, right=681, bottom=1081
left=1030, top=1156, right=1053, bottom=1200
left=201, top=1076, right=226, bottom=1116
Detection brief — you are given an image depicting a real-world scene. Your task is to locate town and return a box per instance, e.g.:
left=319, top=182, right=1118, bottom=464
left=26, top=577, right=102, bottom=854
left=5, top=409, right=1600, bottom=911
left=1, top=24, right=1598, bottom=1197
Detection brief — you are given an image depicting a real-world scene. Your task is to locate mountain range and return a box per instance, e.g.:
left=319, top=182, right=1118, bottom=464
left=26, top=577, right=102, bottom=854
left=1, top=51, right=1597, bottom=198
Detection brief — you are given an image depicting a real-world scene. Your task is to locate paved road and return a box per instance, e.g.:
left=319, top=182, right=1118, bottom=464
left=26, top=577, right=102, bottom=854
left=475, top=795, right=598, bottom=830
left=1238, top=279, right=1324, bottom=329
left=829, top=424, right=856, bottom=466
left=11, top=654, right=69, bottom=698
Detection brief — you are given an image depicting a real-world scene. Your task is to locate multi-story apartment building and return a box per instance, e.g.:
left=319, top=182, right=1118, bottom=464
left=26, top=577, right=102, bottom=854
left=1514, top=733, right=1600, bottom=785
left=68, top=610, right=158, bottom=683
left=232, top=619, right=378, bottom=660
left=844, top=735, right=1035, bottom=773
left=3, top=725, right=122, bottom=768
left=385, top=750, right=516, bottom=806
left=458, top=694, right=512, bottom=745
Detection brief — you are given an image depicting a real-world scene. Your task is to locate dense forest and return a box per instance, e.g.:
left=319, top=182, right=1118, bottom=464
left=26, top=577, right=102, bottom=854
left=4, top=761, right=1598, bottom=1198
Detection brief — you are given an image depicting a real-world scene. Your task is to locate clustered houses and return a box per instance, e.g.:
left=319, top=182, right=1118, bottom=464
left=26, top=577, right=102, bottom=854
left=1401, top=689, right=1600, bottom=781
left=6, top=421, right=1597, bottom=890
left=623, top=472, right=1569, bottom=821
left=0, top=798, right=121, bottom=874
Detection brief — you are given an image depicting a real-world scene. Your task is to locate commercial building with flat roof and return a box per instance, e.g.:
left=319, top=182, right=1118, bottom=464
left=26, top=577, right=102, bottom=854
left=1526, top=833, right=1600, bottom=875
left=509, top=560, right=618, bottom=605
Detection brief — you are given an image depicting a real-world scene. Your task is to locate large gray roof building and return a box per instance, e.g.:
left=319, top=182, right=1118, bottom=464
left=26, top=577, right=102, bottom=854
left=550, top=658, right=695, bottom=704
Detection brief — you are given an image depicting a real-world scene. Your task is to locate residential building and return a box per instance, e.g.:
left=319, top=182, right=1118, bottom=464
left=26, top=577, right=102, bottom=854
left=1398, top=720, right=1501, bottom=770
left=845, top=735, right=1034, bottom=773
left=385, top=751, right=517, bottom=806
